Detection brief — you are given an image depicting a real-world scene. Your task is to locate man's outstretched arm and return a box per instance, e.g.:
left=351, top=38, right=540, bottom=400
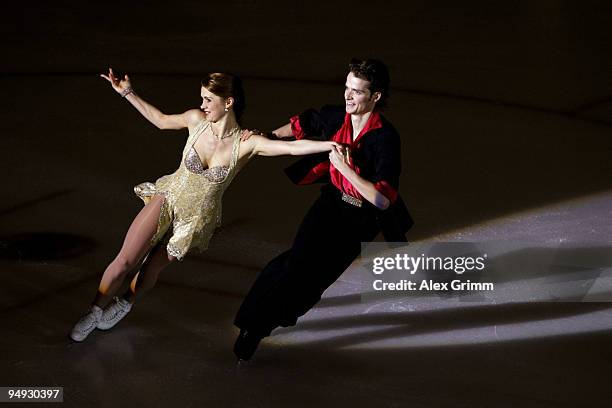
left=271, top=123, right=293, bottom=138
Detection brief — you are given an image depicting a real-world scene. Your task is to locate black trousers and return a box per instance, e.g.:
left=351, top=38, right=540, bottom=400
left=234, top=185, right=380, bottom=337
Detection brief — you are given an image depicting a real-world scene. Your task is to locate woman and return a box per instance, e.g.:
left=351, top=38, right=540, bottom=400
left=69, top=68, right=340, bottom=342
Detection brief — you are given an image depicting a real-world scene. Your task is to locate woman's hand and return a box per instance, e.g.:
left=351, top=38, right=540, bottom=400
left=327, top=141, right=343, bottom=151
left=100, top=67, right=132, bottom=95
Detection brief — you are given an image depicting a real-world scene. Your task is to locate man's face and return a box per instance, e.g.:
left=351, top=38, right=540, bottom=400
left=344, top=72, right=380, bottom=115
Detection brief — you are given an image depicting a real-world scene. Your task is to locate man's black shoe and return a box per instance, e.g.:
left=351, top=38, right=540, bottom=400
left=233, top=329, right=262, bottom=361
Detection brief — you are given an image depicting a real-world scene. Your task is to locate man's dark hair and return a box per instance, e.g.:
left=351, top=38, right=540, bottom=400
left=348, top=58, right=390, bottom=109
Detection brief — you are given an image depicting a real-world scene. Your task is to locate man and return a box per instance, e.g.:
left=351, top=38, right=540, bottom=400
left=233, top=58, right=413, bottom=360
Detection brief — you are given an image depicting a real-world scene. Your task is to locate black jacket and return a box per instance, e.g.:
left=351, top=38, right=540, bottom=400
left=284, top=105, right=414, bottom=241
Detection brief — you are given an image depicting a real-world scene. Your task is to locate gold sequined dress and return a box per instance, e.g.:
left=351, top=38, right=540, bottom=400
left=134, top=119, right=242, bottom=260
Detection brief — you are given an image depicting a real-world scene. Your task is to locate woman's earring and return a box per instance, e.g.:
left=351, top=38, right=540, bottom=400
left=224, top=107, right=229, bottom=112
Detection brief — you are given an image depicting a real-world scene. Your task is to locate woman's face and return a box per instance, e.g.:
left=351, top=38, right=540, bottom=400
left=200, top=87, right=230, bottom=122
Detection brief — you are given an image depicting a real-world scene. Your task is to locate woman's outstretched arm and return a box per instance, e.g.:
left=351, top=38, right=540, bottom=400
left=101, top=67, right=202, bottom=130
left=244, top=134, right=341, bottom=158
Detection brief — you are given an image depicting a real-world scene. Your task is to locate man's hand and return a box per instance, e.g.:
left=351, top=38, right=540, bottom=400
left=240, top=129, right=265, bottom=141
left=329, top=144, right=351, bottom=173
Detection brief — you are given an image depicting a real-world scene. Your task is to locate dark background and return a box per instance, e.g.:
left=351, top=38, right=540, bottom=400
left=2, top=1, right=612, bottom=407
left=2, top=0, right=612, bottom=242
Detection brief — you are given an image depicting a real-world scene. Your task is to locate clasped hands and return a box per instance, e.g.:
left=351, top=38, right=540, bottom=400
left=329, top=143, right=351, bottom=171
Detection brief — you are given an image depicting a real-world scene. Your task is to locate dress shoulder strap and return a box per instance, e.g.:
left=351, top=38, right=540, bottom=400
left=229, top=132, right=242, bottom=169
left=184, top=119, right=208, bottom=149
left=192, top=119, right=209, bottom=139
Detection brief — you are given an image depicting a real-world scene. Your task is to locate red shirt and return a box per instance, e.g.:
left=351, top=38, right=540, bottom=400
left=290, top=110, right=398, bottom=204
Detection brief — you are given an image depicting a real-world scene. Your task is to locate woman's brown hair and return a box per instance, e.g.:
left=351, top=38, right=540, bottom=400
left=201, top=73, right=246, bottom=122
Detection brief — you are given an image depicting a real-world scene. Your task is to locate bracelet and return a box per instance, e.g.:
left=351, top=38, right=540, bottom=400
left=120, top=87, right=133, bottom=98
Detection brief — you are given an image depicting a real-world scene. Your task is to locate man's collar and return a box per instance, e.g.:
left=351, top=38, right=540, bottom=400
left=345, top=110, right=383, bottom=142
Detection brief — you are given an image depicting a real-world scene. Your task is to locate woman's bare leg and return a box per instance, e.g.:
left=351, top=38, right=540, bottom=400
left=92, top=195, right=166, bottom=308
left=69, top=195, right=168, bottom=341
left=124, top=243, right=176, bottom=303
